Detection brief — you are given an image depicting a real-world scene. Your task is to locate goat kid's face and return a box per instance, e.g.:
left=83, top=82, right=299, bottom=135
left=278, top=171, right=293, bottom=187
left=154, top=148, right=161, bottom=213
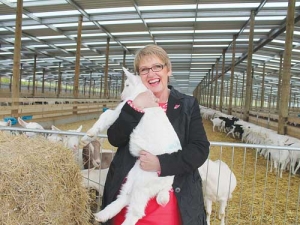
left=121, top=67, right=148, bottom=100
left=51, top=125, right=82, bottom=153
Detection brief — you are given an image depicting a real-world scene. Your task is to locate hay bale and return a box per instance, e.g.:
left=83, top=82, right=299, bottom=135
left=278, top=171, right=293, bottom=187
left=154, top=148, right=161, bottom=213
left=0, top=132, right=92, bottom=225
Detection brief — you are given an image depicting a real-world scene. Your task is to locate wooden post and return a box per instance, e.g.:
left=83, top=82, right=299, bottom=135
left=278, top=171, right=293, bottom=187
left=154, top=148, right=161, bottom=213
left=276, top=54, right=283, bottom=112
left=42, top=68, right=45, bottom=94
left=219, top=49, right=226, bottom=111
left=19, top=63, right=23, bottom=92
left=73, top=15, right=83, bottom=99
left=32, top=54, right=37, bottom=97
left=100, top=76, right=103, bottom=98
left=243, top=10, right=255, bottom=121
left=206, top=71, right=210, bottom=107
left=104, top=37, right=110, bottom=98
left=228, top=35, right=236, bottom=115
left=209, top=65, right=214, bottom=108
left=213, top=59, right=219, bottom=109
left=122, top=50, right=126, bottom=92
left=11, top=0, right=23, bottom=117
left=278, top=0, right=295, bottom=135
left=260, top=63, right=266, bottom=109
left=57, top=62, right=62, bottom=97
left=89, top=71, right=92, bottom=98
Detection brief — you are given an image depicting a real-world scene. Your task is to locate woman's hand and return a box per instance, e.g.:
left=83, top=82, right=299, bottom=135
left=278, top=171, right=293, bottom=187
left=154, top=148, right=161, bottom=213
left=132, top=90, right=158, bottom=111
left=139, top=150, right=161, bottom=172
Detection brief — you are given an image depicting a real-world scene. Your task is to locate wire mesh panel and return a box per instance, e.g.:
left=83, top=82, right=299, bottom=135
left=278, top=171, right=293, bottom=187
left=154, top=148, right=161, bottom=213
left=208, top=142, right=300, bottom=225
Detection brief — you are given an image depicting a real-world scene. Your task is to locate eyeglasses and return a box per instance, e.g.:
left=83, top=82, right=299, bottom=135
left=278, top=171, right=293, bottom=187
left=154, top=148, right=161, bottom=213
left=139, top=63, right=166, bottom=75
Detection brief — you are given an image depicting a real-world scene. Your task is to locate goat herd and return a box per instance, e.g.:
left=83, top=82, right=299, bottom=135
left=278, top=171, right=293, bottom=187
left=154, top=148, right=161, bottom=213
left=200, top=105, right=300, bottom=178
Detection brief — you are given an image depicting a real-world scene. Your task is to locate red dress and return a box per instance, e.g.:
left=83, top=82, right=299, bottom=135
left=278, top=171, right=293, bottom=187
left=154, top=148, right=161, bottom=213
left=112, top=102, right=182, bottom=225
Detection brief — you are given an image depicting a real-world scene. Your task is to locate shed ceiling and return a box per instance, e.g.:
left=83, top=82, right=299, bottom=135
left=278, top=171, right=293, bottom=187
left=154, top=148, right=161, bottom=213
left=0, top=0, right=300, bottom=96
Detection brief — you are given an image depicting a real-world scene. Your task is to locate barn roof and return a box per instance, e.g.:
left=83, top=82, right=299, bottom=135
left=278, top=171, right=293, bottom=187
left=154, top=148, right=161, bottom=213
left=0, top=0, right=299, bottom=97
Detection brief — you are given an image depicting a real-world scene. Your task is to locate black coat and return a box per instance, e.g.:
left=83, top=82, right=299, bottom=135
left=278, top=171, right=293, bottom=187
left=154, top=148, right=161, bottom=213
left=102, top=86, right=210, bottom=225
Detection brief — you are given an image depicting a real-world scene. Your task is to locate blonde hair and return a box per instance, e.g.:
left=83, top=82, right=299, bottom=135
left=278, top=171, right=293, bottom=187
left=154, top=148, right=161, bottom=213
left=134, top=44, right=172, bottom=74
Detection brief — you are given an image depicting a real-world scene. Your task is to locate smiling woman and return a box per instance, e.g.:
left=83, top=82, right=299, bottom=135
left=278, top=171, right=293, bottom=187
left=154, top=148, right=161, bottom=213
left=100, top=44, right=210, bottom=225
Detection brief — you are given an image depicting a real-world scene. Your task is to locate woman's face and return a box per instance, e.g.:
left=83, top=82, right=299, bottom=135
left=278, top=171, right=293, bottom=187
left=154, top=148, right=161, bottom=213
left=138, top=55, right=171, bottom=97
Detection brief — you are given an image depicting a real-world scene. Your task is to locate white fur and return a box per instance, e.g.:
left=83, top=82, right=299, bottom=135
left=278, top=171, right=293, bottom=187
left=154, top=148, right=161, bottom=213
left=0, top=120, right=11, bottom=127
left=17, top=117, right=44, bottom=138
left=93, top=68, right=182, bottom=225
left=81, top=67, right=148, bottom=145
left=81, top=168, right=109, bottom=196
left=199, top=159, right=237, bottom=225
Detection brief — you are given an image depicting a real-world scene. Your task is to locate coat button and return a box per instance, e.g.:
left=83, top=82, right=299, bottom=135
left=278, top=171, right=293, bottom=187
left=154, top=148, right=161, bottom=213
left=175, top=187, right=181, bottom=193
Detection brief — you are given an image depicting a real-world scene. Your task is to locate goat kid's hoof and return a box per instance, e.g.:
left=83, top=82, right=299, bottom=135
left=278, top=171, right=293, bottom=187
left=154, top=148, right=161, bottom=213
left=93, top=211, right=109, bottom=222
left=156, top=191, right=170, bottom=206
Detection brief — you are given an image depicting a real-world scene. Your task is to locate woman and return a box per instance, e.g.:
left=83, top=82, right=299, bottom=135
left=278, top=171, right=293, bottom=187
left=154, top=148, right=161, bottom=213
left=101, top=44, right=210, bottom=225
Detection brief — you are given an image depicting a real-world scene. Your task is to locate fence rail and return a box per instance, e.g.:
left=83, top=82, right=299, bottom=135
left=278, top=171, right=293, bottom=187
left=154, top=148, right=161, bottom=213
left=0, top=126, right=299, bottom=225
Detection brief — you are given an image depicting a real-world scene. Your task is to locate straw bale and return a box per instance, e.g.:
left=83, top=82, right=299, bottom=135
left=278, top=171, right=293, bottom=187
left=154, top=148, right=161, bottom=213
left=0, top=132, right=92, bottom=225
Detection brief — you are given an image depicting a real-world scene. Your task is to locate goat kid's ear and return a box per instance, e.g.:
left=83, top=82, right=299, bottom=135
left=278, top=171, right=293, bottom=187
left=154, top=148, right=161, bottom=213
left=122, top=67, right=135, bottom=80
left=51, top=125, right=61, bottom=131
left=76, top=125, right=83, bottom=132
left=18, top=117, right=27, bottom=127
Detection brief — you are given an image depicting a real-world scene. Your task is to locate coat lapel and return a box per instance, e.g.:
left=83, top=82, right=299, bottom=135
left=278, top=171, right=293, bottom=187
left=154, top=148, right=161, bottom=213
left=166, top=94, right=182, bottom=124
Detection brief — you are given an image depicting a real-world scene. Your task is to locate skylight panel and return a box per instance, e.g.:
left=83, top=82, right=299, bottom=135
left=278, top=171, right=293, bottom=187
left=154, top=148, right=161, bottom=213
left=190, top=68, right=211, bottom=70
left=140, top=5, right=195, bottom=11
left=197, top=17, right=249, bottom=22
left=0, top=52, right=13, bottom=55
left=27, top=44, right=48, bottom=48
left=38, top=35, right=66, bottom=39
left=0, top=14, right=28, bottom=20
left=66, top=48, right=90, bottom=51
left=157, top=39, right=193, bottom=43
left=195, top=29, right=239, bottom=33
left=152, top=31, right=194, bottom=34
left=22, top=25, right=48, bottom=30
left=146, top=18, right=194, bottom=23
left=100, top=19, right=143, bottom=25
left=111, top=31, right=149, bottom=36
left=71, top=33, right=107, bottom=38
left=255, top=16, right=285, bottom=21
left=33, top=10, right=79, bottom=18
left=193, top=44, right=228, bottom=47
left=264, top=46, right=284, bottom=51
left=87, top=7, right=135, bottom=14
left=54, top=22, right=93, bottom=28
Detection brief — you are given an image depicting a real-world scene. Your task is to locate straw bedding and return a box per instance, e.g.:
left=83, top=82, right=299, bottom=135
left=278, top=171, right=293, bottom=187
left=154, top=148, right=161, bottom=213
left=202, top=119, right=300, bottom=225
left=0, top=132, right=91, bottom=225
left=59, top=117, right=300, bottom=224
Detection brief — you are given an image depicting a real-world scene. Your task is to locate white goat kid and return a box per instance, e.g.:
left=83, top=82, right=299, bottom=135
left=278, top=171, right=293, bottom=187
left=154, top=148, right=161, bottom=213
left=199, top=159, right=237, bottom=225
left=47, top=125, right=63, bottom=143
left=17, top=117, right=44, bottom=138
left=93, top=68, right=182, bottom=225
left=210, top=117, right=223, bottom=132
left=81, top=168, right=109, bottom=196
left=0, top=120, right=11, bottom=127
left=81, top=67, right=148, bottom=145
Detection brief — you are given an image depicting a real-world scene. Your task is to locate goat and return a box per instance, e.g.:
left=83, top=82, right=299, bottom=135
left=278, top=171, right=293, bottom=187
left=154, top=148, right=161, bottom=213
left=81, top=168, right=109, bottom=196
left=93, top=68, right=182, bottom=225
left=17, top=117, right=44, bottom=138
left=81, top=68, right=148, bottom=146
left=0, top=120, right=11, bottom=127
left=226, top=124, right=245, bottom=139
left=210, top=117, right=223, bottom=132
left=199, top=159, right=237, bottom=225
left=82, top=139, right=114, bottom=169
left=219, top=116, right=239, bottom=133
